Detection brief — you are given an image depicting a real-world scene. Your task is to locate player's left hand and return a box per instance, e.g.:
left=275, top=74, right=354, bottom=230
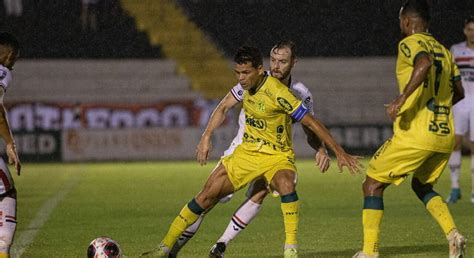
left=385, top=94, right=407, bottom=122
left=6, top=142, right=21, bottom=176
left=335, top=152, right=363, bottom=175
left=315, top=147, right=330, bottom=173
left=196, top=135, right=212, bottom=166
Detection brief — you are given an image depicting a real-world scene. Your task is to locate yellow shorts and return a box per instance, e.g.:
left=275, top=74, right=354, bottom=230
left=221, top=145, right=297, bottom=191
left=367, top=138, right=450, bottom=185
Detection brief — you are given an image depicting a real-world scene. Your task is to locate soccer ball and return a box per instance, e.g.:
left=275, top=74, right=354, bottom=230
left=87, top=236, right=122, bottom=258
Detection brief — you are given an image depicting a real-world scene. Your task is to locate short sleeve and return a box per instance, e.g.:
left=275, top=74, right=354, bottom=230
left=0, top=66, right=11, bottom=91
left=230, top=83, right=244, bottom=102
left=398, top=37, right=429, bottom=66
left=276, top=88, right=309, bottom=122
left=451, top=60, right=461, bottom=81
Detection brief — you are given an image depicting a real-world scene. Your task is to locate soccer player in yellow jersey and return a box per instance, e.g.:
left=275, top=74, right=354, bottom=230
left=141, top=45, right=361, bottom=258
left=353, top=1, right=466, bottom=258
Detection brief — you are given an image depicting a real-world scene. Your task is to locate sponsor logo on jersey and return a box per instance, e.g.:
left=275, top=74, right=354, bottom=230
left=426, top=98, right=450, bottom=115
left=388, top=171, right=408, bottom=180
left=238, top=90, right=243, bottom=96
left=264, top=88, right=273, bottom=97
left=257, top=100, right=265, bottom=112
left=304, top=96, right=311, bottom=106
left=400, top=43, right=411, bottom=58
left=277, top=97, right=293, bottom=111
left=245, top=115, right=266, bottom=130
left=243, top=132, right=278, bottom=151
left=418, top=40, right=426, bottom=49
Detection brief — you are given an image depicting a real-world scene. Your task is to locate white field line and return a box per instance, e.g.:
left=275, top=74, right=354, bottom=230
left=11, top=175, right=80, bottom=258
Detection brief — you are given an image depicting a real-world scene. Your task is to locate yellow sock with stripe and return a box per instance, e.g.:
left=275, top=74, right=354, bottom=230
left=162, top=198, right=204, bottom=249
left=425, top=195, right=456, bottom=236
left=280, top=192, right=299, bottom=248
left=362, top=196, right=384, bottom=255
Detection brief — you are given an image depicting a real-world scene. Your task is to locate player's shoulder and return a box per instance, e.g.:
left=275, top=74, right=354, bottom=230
left=290, top=79, right=312, bottom=100
left=265, top=75, right=286, bottom=90
left=450, top=42, right=467, bottom=53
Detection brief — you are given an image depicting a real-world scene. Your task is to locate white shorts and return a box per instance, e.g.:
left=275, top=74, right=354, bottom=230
left=0, top=158, right=14, bottom=195
left=453, top=105, right=474, bottom=141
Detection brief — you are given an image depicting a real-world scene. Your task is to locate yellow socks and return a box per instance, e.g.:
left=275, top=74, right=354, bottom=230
left=0, top=253, right=9, bottom=258
left=362, top=209, right=383, bottom=255
left=362, top=196, right=384, bottom=255
left=281, top=192, right=299, bottom=247
left=426, top=196, right=456, bottom=236
left=162, top=199, right=204, bottom=249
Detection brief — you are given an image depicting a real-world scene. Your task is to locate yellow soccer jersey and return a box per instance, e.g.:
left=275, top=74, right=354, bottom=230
left=241, top=75, right=309, bottom=154
left=394, top=32, right=461, bottom=152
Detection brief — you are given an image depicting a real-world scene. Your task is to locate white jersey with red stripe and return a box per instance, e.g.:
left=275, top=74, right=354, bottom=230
left=451, top=42, right=474, bottom=108
left=223, top=73, right=314, bottom=156
left=0, top=158, right=14, bottom=195
left=0, top=65, right=14, bottom=195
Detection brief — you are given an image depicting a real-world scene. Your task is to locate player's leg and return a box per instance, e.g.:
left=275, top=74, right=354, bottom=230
left=209, top=178, right=267, bottom=257
left=412, top=153, right=465, bottom=257
left=0, top=191, right=16, bottom=258
left=353, top=176, right=389, bottom=258
left=0, top=159, right=16, bottom=258
left=270, top=169, right=299, bottom=257
left=355, top=139, right=411, bottom=258
left=469, top=110, right=474, bottom=203
left=470, top=141, right=474, bottom=203
left=168, top=213, right=204, bottom=257
left=447, top=107, right=468, bottom=203
left=141, top=163, right=235, bottom=257
left=447, top=135, right=463, bottom=203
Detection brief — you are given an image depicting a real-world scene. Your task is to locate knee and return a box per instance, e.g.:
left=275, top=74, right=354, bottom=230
left=271, top=172, right=296, bottom=196
left=411, top=178, right=438, bottom=205
left=273, top=178, right=295, bottom=196
left=362, top=178, right=385, bottom=196
left=195, top=192, right=218, bottom=210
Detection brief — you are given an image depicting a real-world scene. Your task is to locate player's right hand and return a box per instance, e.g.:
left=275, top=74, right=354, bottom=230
left=196, top=135, right=212, bottom=166
left=315, top=147, right=330, bottom=173
left=6, top=142, right=21, bottom=176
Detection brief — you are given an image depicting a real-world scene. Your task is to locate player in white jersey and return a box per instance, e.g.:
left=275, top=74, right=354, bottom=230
left=447, top=16, right=474, bottom=204
left=0, top=32, right=21, bottom=258
left=168, top=41, right=331, bottom=258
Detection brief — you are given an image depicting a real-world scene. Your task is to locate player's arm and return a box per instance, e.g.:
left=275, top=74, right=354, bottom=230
left=386, top=52, right=432, bottom=121
left=0, top=88, right=20, bottom=175
left=196, top=92, right=239, bottom=165
left=300, top=114, right=361, bottom=175
left=302, top=125, right=330, bottom=172
left=452, top=79, right=464, bottom=105
left=451, top=59, right=464, bottom=105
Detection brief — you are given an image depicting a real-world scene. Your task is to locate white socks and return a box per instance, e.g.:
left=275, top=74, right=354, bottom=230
left=448, top=150, right=461, bottom=189
left=217, top=199, right=261, bottom=245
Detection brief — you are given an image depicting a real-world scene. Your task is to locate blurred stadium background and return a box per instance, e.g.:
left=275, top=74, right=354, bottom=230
left=1, top=1, right=474, bottom=257
left=0, top=0, right=472, bottom=162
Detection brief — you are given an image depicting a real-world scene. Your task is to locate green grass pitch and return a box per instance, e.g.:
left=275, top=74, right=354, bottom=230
left=11, top=158, right=473, bottom=257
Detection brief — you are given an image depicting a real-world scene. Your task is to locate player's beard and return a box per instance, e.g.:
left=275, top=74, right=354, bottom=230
left=271, top=69, right=290, bottom=81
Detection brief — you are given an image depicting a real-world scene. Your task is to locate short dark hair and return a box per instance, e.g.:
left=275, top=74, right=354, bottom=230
left=271, top=40, right=297, bottom=60
left=234, top=45, right=262, bottom=68
left=401, top=0, right=431, bottom=22
left=0, top=32, right=19, bottom=53
left=464, top=16, right=474, bottom=26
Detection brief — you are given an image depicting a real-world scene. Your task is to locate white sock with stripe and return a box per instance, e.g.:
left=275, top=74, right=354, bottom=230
left=217, top=199, right=261, bottom=245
